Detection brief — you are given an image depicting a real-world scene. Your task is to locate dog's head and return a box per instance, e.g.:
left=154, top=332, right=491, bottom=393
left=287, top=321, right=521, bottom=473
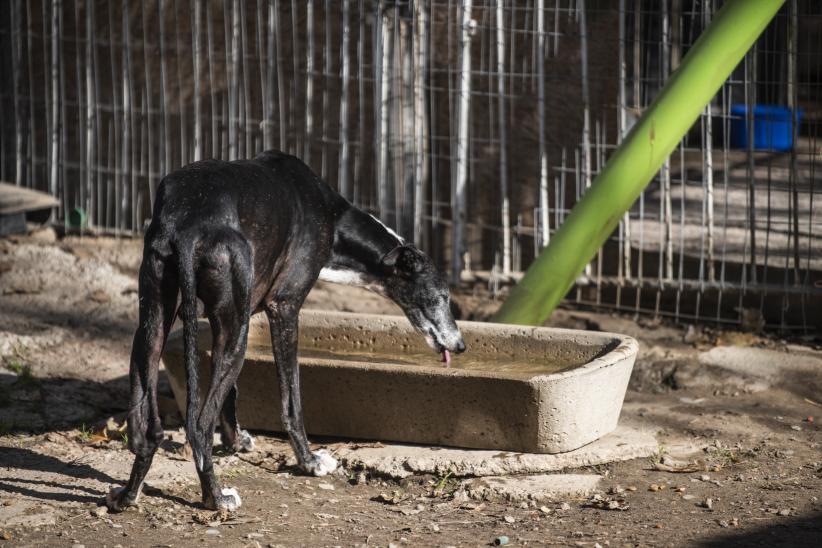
left=378, top=245, right=466, bottom=362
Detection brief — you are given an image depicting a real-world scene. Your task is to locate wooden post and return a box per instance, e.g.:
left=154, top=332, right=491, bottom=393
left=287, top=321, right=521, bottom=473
left=452, top=0, right=473, bottom=284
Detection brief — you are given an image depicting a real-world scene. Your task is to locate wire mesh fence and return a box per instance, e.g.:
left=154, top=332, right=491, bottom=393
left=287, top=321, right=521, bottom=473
left=1, top=0, right=820, bottom=332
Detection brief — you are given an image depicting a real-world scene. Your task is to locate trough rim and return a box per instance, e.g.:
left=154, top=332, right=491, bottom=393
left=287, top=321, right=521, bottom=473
left=234, top=309, right=640, bottom=383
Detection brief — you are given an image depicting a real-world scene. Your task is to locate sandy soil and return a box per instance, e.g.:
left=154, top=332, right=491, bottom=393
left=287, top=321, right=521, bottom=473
left=1, top=232, right=820, bottom=547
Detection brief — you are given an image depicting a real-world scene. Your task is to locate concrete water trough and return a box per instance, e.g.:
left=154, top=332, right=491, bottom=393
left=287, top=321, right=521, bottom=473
left=163, top=310, right=638, bottom=454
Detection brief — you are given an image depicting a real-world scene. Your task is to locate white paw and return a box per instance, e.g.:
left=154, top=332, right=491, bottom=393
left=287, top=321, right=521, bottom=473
left=238, top=429, right=255, bottom=452
left=220, top=487, right=242, bottom=511
left=309, top=449, right=338, bottom=477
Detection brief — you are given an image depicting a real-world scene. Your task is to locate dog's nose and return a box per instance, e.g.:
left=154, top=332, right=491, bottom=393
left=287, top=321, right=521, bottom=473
left=454, top=339, right=466, bottom=354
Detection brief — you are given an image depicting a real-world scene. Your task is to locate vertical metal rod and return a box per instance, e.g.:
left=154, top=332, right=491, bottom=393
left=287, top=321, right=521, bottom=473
left=495, top=0, right=511, bottom=274
left=746, top=44, right=757, bottom=284
left=193, top=0, right=203, bottom=161
left=338, top=0, right=352, bottom=199
left=537, top=0, right=549, bottom=247
left=787, top=0, right=800, bottom=283
left=452, top=0, right=473, bottom=283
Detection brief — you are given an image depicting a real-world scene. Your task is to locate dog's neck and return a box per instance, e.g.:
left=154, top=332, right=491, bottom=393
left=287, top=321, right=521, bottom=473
left=318, top=206, right=404, bottom=290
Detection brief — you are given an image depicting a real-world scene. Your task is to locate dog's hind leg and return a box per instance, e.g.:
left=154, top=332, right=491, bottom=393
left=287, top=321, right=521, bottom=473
left=189, top=233, right=252, bottom=511
left=218, top=385, right=255, bottom=453
left=107, top=252, right=177, bottom=512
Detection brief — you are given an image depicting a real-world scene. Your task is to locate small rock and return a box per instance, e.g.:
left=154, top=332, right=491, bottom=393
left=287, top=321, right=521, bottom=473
left=682, top=494, right=696, bottom=501
left=205, top=528, right=220, bottom=536
left=91, top=506, right=108, bottom=517
left=778, top=509, right=791, bottom=516
left=790, top=425, right=802, bottom=431
left=1, top=530, right=12, bottom=541
left=700, top=475, right=711, bottom=482
left=429, top=523, right=440, bottom=533
left=72, top=544, right=85, bottom=548
left=559, top=502, right=571, bottom=511
left=504, top=515, right=515, bottom=524
left=518, top=501, right=528, bottom=509
left=538, top=506, right=552, bottom=514
left=318, top=483, right=334, bottom=491
left=718, top=520, right=729, bottom=528
left=701, top=498, right=714, bottom=510
left=493, top=536, right=510, bottom=546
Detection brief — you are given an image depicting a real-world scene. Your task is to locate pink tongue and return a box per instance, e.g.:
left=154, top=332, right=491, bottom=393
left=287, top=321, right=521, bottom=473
left=441, top=349, right=451, bottom=366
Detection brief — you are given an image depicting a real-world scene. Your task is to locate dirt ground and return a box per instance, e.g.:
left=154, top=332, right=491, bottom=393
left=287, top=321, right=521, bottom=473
left=1, top=231, right=821, bottom=547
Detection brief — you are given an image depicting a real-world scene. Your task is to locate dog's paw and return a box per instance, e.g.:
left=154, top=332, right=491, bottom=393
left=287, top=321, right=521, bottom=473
left=106, top=486, right=137, bottom=513
left=216, top=487, right=242, bottom=512
left=237, top=429, right=255, bottom=452
left=306, top=449, right=338, bottom=477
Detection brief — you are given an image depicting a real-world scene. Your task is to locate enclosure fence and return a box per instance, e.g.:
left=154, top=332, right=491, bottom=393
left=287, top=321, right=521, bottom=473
left=1, top=0, right=821, bottom=332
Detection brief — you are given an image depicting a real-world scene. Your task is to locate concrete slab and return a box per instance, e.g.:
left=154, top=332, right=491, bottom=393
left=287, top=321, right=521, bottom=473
left=698, top=345, right=822, bottom=395
left=465, top=474, right=602, bottom=502
left=333, top=424, right=657, bottom=479
left=163, top=311, right=638, bottom=454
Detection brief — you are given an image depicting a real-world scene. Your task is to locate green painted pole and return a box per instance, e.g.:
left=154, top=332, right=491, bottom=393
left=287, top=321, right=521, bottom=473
left=493, top=0, right=784, bottom=326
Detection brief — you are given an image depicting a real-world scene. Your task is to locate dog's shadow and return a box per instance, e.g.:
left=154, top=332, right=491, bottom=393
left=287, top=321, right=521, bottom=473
left=0, top=446, right=190, bottom=507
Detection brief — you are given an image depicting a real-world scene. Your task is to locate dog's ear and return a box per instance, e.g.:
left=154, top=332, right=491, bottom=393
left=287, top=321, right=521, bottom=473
left=381, top=246, right=424, bottom=274
left=381, top=246, right=403, bottom=268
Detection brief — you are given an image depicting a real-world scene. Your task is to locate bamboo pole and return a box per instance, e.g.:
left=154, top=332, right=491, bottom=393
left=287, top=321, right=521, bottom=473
left=493, top=0, right=785, bottom=325
left=495, top=0, right=511, bottom=274
left=321, top=0, right=331, bottom=179
left=400, top=14, right=415, bottom=238
left=377, top=2, right=392, bottom=224
left=618, top=0, right=630, bottom=280
left=173, top=0, right=188, bottom=167
left=140, top=1, right=154, bottom=208
left=26, top=1, right=37, bottom=190
left=206, top=0, right=218, bottom=158
left=193, top=0, right=203, bottom=161
left=338, top=0, right=352, bottom=200
left=159, top=0, right=170, bottom=173
left=123, top=1, right=135, bottom=230
left=413, top=0, right=429, bottom=248
left=274, top=0, right=287, bottom=151
left=86, top=0, right=97, bottom=220
left=50, top=0, right=61, bottom=216
left=452, top=0, right=473, bottom=284
left=11, top=0, right=24, bottom=186
left=536, top=0, right=549, bottom=247
left=304, top=0, right=314, bottom=163
left=229, top=0, right=240, bottom=160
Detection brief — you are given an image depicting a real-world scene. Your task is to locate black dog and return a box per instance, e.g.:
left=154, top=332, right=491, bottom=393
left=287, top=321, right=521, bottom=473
left=107, top=150, right=465, bottom=512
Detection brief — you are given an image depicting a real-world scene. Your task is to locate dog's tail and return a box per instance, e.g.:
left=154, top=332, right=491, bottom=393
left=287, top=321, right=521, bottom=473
left=175, top=236, right=202, bottom=462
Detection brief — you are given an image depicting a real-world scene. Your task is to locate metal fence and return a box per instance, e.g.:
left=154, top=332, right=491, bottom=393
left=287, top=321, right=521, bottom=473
left=1, top=1, right=820, bottom=332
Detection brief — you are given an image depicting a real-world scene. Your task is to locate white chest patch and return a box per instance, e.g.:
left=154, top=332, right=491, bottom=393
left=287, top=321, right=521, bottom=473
left=318, top=267, right=368, bottom=287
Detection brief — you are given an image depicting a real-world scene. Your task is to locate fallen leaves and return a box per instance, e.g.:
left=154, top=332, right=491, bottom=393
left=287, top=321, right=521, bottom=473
left=584, top=493, right=629, bottom=511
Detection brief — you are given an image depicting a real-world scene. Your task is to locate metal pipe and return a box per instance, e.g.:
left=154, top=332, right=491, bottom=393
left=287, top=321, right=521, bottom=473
left=493, top=0, right=785, bottom=325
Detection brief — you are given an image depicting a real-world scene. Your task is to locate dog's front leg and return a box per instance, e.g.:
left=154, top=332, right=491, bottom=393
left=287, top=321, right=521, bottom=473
left=266, top=303, right=337, bottom=476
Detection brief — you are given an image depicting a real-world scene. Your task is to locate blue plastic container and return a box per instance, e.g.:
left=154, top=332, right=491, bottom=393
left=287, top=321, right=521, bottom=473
left=729, top=104, right=802, bottom=152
